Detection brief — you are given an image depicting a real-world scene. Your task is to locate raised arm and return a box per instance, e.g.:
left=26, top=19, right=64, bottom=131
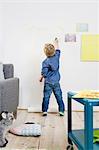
left=53, top=37, right=59, bottom=49
left=53, top=37, right=60, bottom=58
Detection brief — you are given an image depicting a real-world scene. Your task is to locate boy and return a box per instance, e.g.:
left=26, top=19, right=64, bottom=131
left=39, top=38, right=65, bottom=116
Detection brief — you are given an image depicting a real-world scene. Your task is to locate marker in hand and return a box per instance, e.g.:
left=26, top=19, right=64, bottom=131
left=55, top=37, right=58, bottom=41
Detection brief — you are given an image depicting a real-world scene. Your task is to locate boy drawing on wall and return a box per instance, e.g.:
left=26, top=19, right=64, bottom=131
left=39, top=38, right=65, bottom=116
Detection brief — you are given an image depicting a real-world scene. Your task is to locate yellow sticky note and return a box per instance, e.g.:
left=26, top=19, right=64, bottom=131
left=81, top=34, right=99, bottom=61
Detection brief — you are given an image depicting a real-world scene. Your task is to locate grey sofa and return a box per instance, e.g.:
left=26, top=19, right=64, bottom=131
left=0, top=64, right=19, bottom=118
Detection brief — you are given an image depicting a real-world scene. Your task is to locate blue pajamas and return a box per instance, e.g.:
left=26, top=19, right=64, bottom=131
left=41, top=49, right=65, bottom=112
left=42, top=83, right=65, bottom=112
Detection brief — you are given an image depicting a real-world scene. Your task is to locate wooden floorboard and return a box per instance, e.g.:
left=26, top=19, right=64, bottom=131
left=1, top=110, right=99, bottom=150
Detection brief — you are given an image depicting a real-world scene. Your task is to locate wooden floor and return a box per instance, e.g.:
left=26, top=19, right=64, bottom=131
left=2, top=110, right=99, bottom=150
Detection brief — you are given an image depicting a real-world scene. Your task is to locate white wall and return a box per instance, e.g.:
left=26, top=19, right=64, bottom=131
left=98, top=2, right=99, bottom=90
left=1, top=0, right=99, bottom=111
left=0, top=2, right=4, bottom=61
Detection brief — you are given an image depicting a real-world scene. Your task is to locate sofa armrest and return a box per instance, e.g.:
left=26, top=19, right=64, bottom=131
left=3, top=64, right=14, bottom=79
left=0, top=78, right=19, bottom=113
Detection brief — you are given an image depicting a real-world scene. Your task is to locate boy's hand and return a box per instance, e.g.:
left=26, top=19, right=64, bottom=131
left=39, top=75, right=44, bottom=82
left=53, top=37, right=59, bottom=49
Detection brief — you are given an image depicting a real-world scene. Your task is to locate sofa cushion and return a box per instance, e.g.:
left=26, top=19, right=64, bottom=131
left=0, top=62, right=4, bottom=80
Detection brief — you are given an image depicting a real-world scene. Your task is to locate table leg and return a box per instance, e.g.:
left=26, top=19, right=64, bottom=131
left=67, top=92, right=73, bottom=145
left=84, top=101, right=93, bottom=150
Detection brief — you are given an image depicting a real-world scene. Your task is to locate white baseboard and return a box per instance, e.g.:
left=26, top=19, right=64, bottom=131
left=28, top=106, right=58, bottom=113
left=28, top=107, right=42, bottom=112
left=18, top=106, right=27, bottom=110
left=18, top=106, right=99, bottom=112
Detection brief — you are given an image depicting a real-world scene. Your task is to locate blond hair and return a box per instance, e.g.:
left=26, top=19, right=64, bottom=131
left=44, top=43, right=55, bottom=57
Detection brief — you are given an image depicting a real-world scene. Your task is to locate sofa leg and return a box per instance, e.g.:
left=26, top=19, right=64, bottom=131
left=13, top=111, right=17, bottom=119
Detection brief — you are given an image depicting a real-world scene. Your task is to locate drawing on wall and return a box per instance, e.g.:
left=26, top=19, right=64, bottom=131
left=65, top=34, right=76, bottom=42
left=81, top=34, right=99, bottom=61
left=76, top=23, right=88, bottom=32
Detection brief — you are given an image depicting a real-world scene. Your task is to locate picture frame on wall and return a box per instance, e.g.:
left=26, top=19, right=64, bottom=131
left=65, top=34, right=76, bottom=42
left=76, top=23, right=88, bottom=32
left=81, top=34, right=99, bottom=61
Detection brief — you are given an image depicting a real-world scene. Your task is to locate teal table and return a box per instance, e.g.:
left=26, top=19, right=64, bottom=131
left=67, top=91, right=99, bottom=150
